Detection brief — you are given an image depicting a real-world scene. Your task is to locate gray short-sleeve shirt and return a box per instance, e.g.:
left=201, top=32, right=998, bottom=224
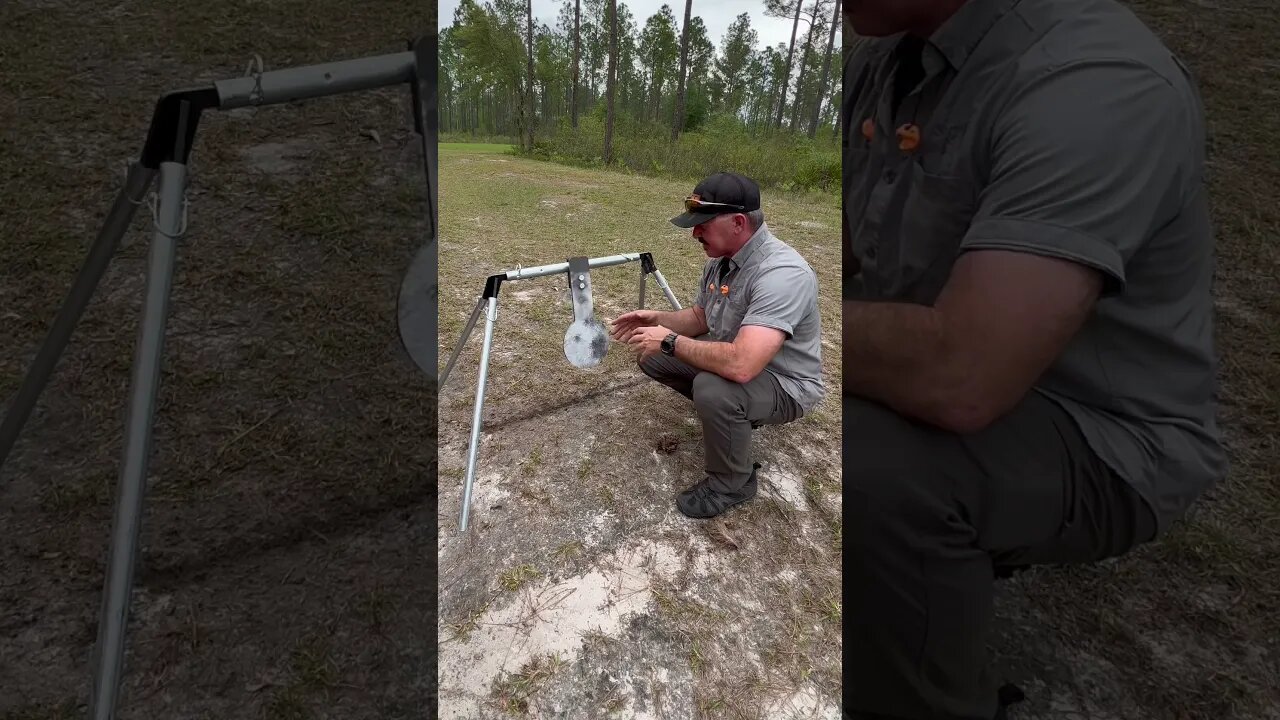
left=694, top=223, right=826, bottom=414
left=842, top=0, right=1227, bottom=531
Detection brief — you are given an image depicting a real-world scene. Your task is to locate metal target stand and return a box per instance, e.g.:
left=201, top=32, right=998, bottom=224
left=440, top=252, right=681, bottom=532
left=0, top=37, right=438, bottom=720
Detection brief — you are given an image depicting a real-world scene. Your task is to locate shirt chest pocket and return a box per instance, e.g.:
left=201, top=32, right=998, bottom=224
left=708, top=292, right=750, bottom=340
left=894, top=160, right=977, bottom=305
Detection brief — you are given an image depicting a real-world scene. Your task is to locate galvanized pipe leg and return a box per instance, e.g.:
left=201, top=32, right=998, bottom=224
left=88, top=161, right=186, bottom=720
left=652, top=269, right=681, bottom=310
left=439, top=295, right=486, bottom=391
left=0, top=163, right=157, bottom=472
left=459, top=297, right=499, bottom=532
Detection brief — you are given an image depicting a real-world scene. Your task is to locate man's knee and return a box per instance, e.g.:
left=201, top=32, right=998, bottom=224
left=637, top=353, right=659, bottom=380
left=845, top=398, right=953, bottom=542
left=844, top=397, right=929, bottom=476
left=639, top=354, right=681, bottom=385
left=691, top=371, right=743, bottom=417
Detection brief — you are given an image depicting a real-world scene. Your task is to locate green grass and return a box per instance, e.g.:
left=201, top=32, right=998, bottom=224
left=490, top=653, right=566, bottom=715
left=440, top=131, right=519, bottom=146
left=552, top=540, right=583, bottom=563
left=263, top=687, right=311, bottom=720
left=498, top=564, right=540, bottom=592
left=440, top=142, right=516, bottom=154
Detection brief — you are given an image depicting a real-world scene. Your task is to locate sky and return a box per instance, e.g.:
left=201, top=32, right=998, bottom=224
left=439, top=0, right=811, bottom=55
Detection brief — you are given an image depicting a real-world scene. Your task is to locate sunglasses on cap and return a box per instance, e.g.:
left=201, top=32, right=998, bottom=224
left=684, top=195, right=746, bottom=213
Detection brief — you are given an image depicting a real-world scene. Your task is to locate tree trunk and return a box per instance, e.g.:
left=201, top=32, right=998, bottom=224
left=671, top=0, right=693, bottom=140
left=649, top=53, right=663, bottom=124
left=648, top=69, right=658, bottom=123
left=589, top=17, right=599, bottom=101
left=650, top=66, right=660, bottom=121
left=603, top=0, right=618, bottom=164
left=525, top=0, right=535, bottom=150
left=790, top=4, right=821, bottom=130
left=620, top=66, right=630, bottom=115
left=572, top=0, right=581, bottom=129
left=808, top=0, right=840, bottom=137
left=774, top=0, right=804, bottom=130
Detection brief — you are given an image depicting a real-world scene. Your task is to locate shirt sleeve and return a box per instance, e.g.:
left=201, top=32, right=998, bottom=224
left=741, top=263, right=817, bottom=337
left=961, top=59, right=1199, bottom=296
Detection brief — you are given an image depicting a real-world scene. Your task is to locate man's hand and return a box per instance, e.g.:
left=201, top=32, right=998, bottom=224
left=609, top=310, right=660, bottom=342
left=626, top=325, right=673, bottom=360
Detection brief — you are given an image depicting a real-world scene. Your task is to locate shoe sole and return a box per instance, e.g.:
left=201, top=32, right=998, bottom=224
left=677, top=493, right=752, bottom=519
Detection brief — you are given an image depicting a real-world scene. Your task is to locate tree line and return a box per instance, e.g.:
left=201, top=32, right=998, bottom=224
left=441, top=0, right=842, bottom=163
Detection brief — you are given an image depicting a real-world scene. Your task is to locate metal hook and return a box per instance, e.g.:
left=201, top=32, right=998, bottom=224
left=145, top=191, right=190, bottom=240
left=243, top=52, right=265, bottom=104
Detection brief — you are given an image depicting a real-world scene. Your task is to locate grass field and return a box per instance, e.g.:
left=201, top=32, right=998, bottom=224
left=439, top=143, right=515, bottom=154
left=433, top=147, right=844, bottom=718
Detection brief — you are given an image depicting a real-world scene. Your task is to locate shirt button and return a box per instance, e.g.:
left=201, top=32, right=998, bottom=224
left=867, top=246, right=877, bottom=259
left=883, top=169, right=897, bottom=184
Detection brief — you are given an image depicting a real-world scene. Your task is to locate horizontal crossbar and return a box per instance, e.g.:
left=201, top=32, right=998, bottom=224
left=215, top=51, right=416, bottom=110
left=502, top=253, right=644, bottom=281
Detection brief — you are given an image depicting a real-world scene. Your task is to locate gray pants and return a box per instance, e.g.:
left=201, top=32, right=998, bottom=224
left=846, top=391, right=1158, bottom=719
left=639, top=354, right=801, bottom=490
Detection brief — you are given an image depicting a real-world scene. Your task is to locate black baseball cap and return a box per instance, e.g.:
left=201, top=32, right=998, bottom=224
left=670, top=172, right=762, bottom=228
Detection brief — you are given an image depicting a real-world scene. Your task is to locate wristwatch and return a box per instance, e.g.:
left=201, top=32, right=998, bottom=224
left=661, top=332, right=678, bottom=356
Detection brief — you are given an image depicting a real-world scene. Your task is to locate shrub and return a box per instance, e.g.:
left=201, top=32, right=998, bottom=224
left=522, top=117, right=839, bottom=194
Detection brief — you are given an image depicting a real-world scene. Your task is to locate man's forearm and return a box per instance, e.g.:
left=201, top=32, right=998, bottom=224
left=843, top=300, right=969, bottom=427
left=653, top=307, right=706, bottom=338
left=672, top=336, right=751, bottom=383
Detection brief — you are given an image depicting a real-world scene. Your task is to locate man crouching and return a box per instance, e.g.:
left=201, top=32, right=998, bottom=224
left=610, top=172, right=825, bottom=518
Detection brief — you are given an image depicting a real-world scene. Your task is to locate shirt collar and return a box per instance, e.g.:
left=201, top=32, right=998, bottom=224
left=925, top=0, right=1022, bottom=71
left=728, top=222, right=770, bottom=269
